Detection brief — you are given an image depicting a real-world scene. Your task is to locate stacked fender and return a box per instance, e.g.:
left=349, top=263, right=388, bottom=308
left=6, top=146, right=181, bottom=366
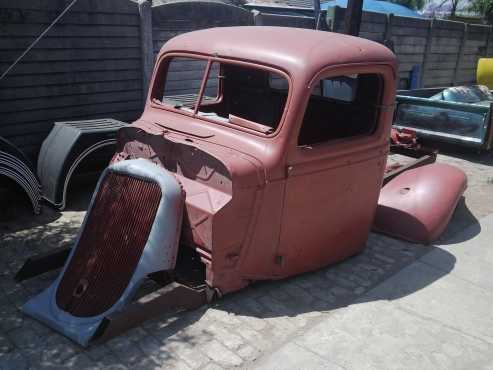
left=37, top=119, right=126, bottom=210
left=23, top=159, right=184, bottom=346
left=0, top=137, right=41, bottom=214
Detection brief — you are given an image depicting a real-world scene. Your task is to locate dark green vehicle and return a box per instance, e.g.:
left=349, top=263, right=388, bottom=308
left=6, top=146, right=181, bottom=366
left=394, top=85, right=493, bottom=151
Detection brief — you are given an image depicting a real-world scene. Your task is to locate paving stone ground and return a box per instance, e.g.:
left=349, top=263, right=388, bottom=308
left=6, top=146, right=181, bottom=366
left=0, top=149, right=492, bottom=370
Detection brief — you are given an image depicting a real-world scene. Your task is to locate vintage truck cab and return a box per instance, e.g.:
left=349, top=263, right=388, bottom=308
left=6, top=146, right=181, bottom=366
left=20, top=27, right=414, bottom=346
left=112, top=26, right=397, bottom=294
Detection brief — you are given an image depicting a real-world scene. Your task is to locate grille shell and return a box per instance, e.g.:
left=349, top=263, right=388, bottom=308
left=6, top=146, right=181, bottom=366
left=55, top=171, right=162, bottom=317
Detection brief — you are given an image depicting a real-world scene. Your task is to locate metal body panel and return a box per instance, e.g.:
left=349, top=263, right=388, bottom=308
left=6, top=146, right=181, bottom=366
left=0, top=137, right=41, bottom=214
left=23, top=159, right=184, bottom=346
left=37, top=119, right=126, bottom=209
left=111, top=27, right=398, bottom=294
left=0, top=136, right=35, bottom=171
left=278, top=148, right=386, bottom=276
left=394, top=89, right=493, bottom=150
left=373, top=163, right=467, bottom=244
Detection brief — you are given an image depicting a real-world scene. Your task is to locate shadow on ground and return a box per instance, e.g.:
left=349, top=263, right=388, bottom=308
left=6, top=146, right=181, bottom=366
left=212, top=193, right=477, bottom=322
left=213, top=239, right=456, bottom=323
left=0, top=162, right=481, bottom=369
left=420, top=139, right=493, bottom=166
left=438, top=196, right=480, bottom=244
left=0, top=186, right=62, bottom=235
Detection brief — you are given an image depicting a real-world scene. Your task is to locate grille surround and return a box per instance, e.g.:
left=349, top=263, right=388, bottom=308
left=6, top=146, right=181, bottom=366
left=56, top=171, right=162, bottom=317
left=22, top=159, right=185, bottom=346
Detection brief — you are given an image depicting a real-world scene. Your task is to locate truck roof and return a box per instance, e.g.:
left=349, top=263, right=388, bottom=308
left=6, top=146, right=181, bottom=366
left=159, top=26, right=397, bottom=79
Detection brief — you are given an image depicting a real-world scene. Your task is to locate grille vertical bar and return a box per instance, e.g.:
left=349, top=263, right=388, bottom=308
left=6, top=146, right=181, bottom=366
left=55, top=171, right=162, bottom=317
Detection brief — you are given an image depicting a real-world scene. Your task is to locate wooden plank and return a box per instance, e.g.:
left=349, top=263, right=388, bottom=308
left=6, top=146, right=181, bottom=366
left=425, top=61, right=458, bottom=69
left=398, top=70, right=411, bottom=79
left=0, top=9, right=139, bottom=25
left=0, top=80, right=142, bottom=100
left=398, top=62, right=423, bottom=72
left=429, top=44, right=460, bottom=54
left=432, top=29, right=464, bottom=38
left=430, top=37, right=462, bottom=46
left=0, top=69, right=141, bottom=88
left=0, top=0, right=138, bottom=14
left=391, top=36, right=427, bottom=46
left=0, top=24, right=139, bottom=38
left=261, top=14, right=315, bottom=28
left=427, top=69, right=455, bottom=78
left=463, top=45, right=486, bottom=54
left=152, top=30, right=182, bottom=40
left=465, top=39, right=488, bottom=46
left=0, top=36, right=141, bottom=50
left=468, top=24, right=490, bottom=33
left=0, top=59, right=140, bottom=75
left=0, top=90, right=141, bottom=113
left=1, top=109, right=140, bottom=138
left=427, top=53, right=464, bottom=62
left=1, top=48, right=141, bottom=62
left=455, top=73, right=476, bottom=83
left=397, top=54, right=425, bottom=63
left=361, top=11, right=387, bottom=24
left=0, top=100, right=143, bottom=126
left=468, top=32, right=489, bottom=40
left=394, top=44, right=426, bottom=54
left=433, top=19, right=465, bottom=30
left=459, top=60, right=481, bottom=69
left=164, top=79, right=203, bottom=92
left=391, top=16, right=429, bottom=28
left=391, top=27, right=429, bottom=37
left=166, top=70, right=207, bottom=82
left=358, top=31, right=383, bottom=42
left=359, top=22, right=386, bottom=33
left=423, top=76, right=454, bottom=86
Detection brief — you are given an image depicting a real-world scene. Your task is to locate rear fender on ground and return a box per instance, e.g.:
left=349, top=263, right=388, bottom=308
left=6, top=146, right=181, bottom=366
left=373, top=163, right=467, bottom=244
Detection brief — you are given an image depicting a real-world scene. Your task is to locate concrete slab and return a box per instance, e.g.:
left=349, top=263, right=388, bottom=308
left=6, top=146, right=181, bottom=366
left=362, top=260, right=493, bottom=345
left=252, top=214, right=493, bottom=370
left=254, top=342, right=344, bottom=370
left=422, top=214, right=493, bottom=292
left=293, top=301, right=493, bottom=370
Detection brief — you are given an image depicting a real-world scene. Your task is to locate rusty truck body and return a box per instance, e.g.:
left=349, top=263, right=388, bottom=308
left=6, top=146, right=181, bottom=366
left=18, top=27, right=466, bottom=346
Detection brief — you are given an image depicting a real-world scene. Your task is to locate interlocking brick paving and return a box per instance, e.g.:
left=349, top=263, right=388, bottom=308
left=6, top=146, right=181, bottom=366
left=1, top=151, right=492, bottom=370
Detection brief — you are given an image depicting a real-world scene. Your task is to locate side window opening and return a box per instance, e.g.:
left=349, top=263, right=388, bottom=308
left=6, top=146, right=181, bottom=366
left=298, top=73, right=383, bottom=146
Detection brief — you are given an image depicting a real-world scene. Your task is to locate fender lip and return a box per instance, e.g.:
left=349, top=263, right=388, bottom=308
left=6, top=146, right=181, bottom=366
left=373, top=163, right=467, bottom=244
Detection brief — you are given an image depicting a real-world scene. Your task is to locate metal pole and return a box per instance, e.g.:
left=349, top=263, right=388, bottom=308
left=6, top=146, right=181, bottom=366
left=344, top=0, right=363, bottom=36
left=313, top=0, right=321, bottom=30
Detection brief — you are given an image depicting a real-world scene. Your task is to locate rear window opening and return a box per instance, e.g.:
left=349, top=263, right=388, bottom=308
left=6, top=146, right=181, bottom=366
left=298, top=73, right=383, bottom=146
left=152, top=56, right=289, bottom=134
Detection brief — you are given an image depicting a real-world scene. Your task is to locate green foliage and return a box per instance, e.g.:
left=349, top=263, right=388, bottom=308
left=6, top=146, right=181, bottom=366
left=469, top=0, right=493, bottom=22
left=389, top=0, right=425, bottom=10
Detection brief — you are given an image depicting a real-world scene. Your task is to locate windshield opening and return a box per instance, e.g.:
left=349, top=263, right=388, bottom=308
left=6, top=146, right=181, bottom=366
left=153, top=56, right=289, bottom=134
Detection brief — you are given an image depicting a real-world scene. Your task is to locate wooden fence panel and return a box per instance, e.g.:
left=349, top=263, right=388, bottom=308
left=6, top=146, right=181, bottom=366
left=0, top=0, right=141, bottom=160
